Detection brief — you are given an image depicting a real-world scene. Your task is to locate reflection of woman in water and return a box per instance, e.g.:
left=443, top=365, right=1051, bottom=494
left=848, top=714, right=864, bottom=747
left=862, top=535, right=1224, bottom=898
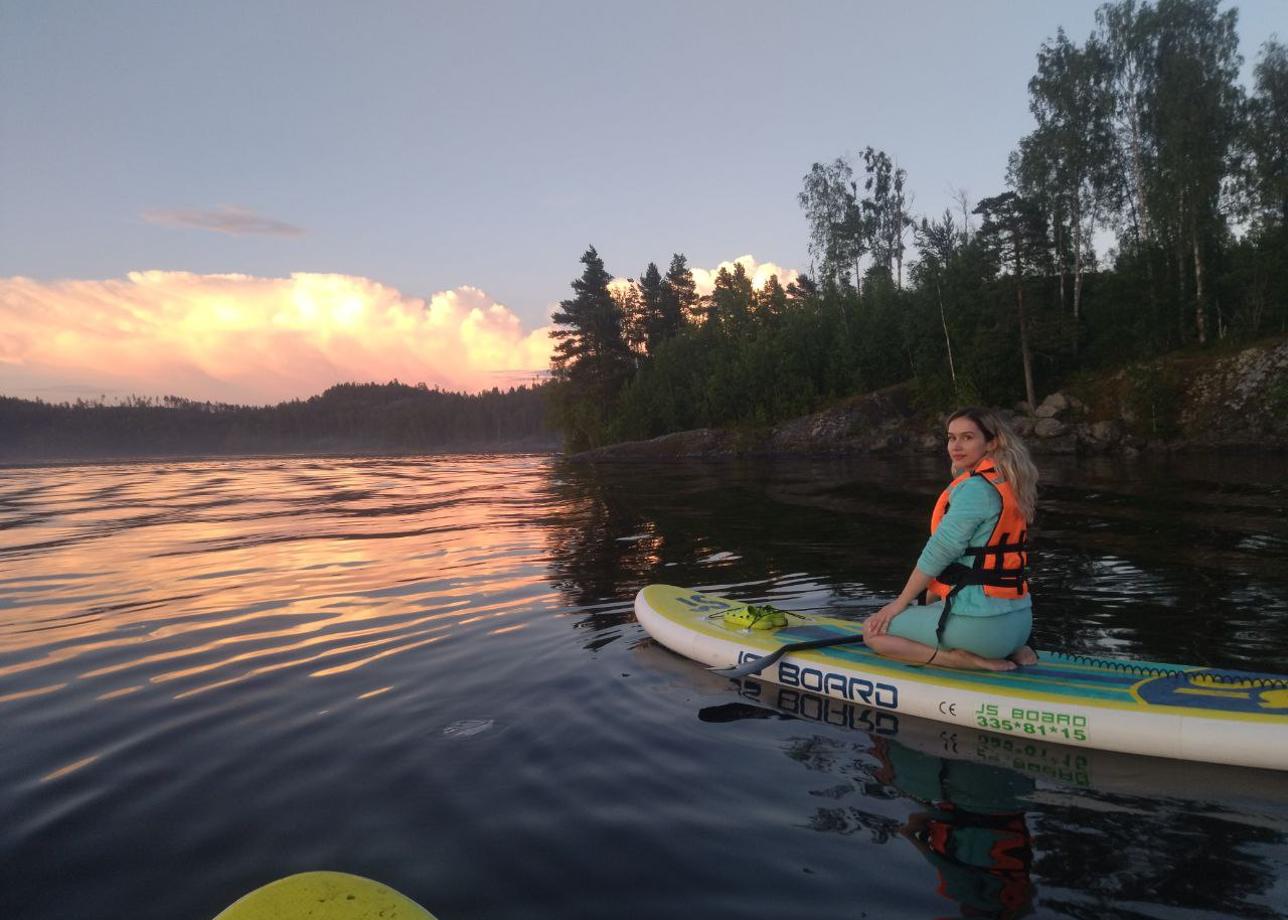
left=872, top=736, right=1035, bottom=920
left=865, top=408, right=1038, bottom=671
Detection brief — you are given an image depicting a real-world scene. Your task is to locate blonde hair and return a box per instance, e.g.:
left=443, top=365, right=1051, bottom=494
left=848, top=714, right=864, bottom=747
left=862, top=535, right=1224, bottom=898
left=948, top=407, right=1039, bottom=522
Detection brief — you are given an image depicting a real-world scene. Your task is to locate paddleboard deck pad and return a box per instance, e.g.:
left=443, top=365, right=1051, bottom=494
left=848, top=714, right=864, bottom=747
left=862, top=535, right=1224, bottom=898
left=635, top=584, right=1288, bottom=771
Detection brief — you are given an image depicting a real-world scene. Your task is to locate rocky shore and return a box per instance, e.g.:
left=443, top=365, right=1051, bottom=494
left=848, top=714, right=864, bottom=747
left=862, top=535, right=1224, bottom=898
left=577, top=337, right=1288, bottom=461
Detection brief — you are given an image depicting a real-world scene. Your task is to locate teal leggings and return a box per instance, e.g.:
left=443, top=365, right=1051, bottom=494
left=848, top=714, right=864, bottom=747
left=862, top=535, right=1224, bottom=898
left=886, top=603, right=1032, bottom=660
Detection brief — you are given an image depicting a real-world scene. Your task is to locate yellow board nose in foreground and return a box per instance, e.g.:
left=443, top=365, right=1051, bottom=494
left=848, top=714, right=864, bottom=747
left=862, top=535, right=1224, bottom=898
left=214, top=871, right=436, bottom=920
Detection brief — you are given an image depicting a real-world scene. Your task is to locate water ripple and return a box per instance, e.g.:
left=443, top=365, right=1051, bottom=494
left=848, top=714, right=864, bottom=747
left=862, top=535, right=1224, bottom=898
left=2, top=453, right=1287, bottom=920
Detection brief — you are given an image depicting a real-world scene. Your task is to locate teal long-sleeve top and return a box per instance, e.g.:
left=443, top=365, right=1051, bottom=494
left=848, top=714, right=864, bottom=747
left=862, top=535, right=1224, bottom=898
left=915, top=474, right=1032, bottom=617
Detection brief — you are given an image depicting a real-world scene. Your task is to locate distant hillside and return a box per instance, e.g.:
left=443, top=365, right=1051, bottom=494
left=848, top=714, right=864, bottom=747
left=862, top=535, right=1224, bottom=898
left=0, top=381, right=556, bottom=462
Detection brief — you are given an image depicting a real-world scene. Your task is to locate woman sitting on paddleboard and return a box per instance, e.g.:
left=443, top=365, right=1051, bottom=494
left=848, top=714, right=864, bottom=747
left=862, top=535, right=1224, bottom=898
left=865, top=407, right=1038, bottom=671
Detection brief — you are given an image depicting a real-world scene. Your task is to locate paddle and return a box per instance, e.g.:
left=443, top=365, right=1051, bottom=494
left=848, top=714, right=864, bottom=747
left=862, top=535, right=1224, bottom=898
left=710, top=631, right=868, bottom=680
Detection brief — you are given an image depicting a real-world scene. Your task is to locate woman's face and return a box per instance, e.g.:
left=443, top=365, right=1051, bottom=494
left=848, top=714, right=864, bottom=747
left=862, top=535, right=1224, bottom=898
left=947, top=416, right=994, bottom=471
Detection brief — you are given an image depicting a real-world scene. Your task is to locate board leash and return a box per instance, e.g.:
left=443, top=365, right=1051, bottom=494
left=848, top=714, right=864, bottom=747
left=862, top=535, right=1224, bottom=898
left=1046, top=651, right=1288, bottom=689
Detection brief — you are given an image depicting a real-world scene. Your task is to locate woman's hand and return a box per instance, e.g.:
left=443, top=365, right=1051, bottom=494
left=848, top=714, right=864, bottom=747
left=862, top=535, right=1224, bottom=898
left=864, top=600, right=908, bottom=637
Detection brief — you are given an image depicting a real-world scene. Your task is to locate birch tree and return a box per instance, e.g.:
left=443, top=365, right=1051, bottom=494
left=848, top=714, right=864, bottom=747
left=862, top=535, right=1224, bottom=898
left=860, top=147, right=913, bottom=288
left=1021, top=28, right=1116, bottom=352
left=1144, top=0, right=1243, bottom=345
left=798, top=158, right=866, bottom=292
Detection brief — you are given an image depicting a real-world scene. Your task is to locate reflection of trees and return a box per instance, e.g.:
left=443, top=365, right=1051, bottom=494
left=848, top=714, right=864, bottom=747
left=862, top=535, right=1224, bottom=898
left=1032, top=459, right=1288, bottom=670
left=540, top=460, right=671, bottom=611
left=540, top=456, right=941, bottom=614
left=1032, top=803, right=1286, bottom=920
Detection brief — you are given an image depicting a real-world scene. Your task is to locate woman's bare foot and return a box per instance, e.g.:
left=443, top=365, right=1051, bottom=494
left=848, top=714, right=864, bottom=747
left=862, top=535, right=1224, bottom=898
left=974, top=655, right=1018, bottom=672
left=934, top=647, right=1018, bottom=671
left=1009, top=645, right=1038, bottom=666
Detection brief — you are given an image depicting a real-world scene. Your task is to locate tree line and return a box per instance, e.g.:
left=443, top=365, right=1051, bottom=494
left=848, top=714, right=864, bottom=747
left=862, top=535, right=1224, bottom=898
left=547, top=0, right=1287, bottom=451
left=0, top=382, right=553, bottom=461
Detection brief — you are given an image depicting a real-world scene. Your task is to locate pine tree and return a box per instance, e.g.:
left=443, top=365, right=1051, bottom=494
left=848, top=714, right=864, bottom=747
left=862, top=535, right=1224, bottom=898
left=756, top=274, right=788, bottom=321
left=548, top=246, right=632, bottom=450
left=612, top=280, right=647, bottom=359
left=708, top=263, right=755, bottom=331
left=550, top=246, right=630, bottom=385
left=661, top=253, right=698, bottom=327
left=638, top=262, right=667, bottom=355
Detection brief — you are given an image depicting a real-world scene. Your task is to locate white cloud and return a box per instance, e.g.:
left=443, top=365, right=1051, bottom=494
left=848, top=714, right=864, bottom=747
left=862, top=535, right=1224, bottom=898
left=0, top=272, right=552, bottom=404
left=689, top=255, right=799, bottom=295
left=603, top=255, right=799, bottom=300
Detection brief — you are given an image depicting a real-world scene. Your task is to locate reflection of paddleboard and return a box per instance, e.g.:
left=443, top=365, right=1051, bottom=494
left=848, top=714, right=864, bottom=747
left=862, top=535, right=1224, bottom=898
left=713, top=677, right=1288, bottom=804
left=636, top=584, right=1288, bottom=771
left=214, top=871, right=435, bottom=920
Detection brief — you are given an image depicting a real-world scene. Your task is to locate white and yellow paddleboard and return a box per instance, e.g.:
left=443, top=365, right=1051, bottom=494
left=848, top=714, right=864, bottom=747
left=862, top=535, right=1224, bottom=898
left=635, top=584, right=1288, bottom=771
left=214, top=872, right=435, bottom=920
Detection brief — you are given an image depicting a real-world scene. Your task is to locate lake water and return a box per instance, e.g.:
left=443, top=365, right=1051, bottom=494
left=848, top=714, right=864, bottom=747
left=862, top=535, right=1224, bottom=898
left=2, top=452, right=1287, bottom=920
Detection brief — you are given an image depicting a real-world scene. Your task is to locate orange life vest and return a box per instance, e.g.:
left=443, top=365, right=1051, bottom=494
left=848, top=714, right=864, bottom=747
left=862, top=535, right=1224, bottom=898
left=927, top=461, right=1030, bottom=606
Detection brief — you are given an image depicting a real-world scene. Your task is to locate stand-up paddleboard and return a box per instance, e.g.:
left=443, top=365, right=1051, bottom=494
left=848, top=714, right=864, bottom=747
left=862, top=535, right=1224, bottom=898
left=214, top=871, right=435, bottom=920
left=635, top=584, right=1288, bottom=771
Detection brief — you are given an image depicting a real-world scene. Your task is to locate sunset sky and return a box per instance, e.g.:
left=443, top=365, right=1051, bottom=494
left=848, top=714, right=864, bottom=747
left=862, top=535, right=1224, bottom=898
left=1, top=1, right=1281, bottom=403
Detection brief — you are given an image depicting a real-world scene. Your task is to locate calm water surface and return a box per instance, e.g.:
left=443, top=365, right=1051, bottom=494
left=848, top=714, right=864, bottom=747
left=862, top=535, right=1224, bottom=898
left=2, top=452, right=1287, bottom=919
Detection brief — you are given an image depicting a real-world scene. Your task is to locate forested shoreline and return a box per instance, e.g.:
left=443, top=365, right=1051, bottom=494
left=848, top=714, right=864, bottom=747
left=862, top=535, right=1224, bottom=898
left=546, top=0, right=1287, bottom=452
left=0, top=383, right=554, bottom=462
left=5, top=1, right=1283, bottom=463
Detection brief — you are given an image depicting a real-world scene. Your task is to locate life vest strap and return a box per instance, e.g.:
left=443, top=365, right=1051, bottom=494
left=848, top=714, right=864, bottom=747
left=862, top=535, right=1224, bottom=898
left=938, top=561, right=1029, bottom=590
left=962, top=542, right=1027, bottom=556
left=934, top=585, right=963, bottom=645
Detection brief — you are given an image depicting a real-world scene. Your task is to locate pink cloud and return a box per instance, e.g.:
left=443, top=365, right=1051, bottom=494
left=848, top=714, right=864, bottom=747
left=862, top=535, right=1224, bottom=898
left=0, top=272, right=552, bottom=405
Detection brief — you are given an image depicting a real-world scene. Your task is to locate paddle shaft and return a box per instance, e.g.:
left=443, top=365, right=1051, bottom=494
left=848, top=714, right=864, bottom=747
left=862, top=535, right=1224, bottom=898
left=711, top=631, right=867, bottom=680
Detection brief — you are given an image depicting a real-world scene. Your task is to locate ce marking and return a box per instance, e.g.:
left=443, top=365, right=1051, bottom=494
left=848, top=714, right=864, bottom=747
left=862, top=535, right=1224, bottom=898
left=938, top=700, right=958, bottom=716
